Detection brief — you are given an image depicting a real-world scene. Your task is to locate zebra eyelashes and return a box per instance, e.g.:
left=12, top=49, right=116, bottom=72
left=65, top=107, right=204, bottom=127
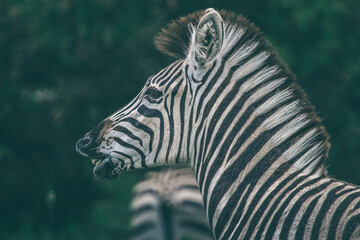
left=144, top=86, right=163, bottom=103
left=145, top=86, right=162, bottom=99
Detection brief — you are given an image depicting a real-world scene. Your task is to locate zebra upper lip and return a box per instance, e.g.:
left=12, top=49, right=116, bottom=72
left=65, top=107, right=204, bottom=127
left=87, top=152, right=108, bottom=164
left=90, top=153, right=109, bottom=166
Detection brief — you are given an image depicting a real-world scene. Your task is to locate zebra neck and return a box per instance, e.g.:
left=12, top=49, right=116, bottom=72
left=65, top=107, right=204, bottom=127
left=190, top=25, right=329, bottom=180
left=192, top=63, right=329, bottom=179
left=188, top=30, right=330, bottom=237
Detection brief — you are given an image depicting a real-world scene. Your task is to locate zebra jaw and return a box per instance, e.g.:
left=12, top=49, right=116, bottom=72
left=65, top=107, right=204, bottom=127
left=91, top=157, right=127, bottom=178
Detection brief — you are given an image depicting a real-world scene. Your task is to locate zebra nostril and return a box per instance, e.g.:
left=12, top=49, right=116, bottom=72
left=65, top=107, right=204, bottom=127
left=81, top=137, right=91, bottom=146
left=76, top=137, right=92, bottom=156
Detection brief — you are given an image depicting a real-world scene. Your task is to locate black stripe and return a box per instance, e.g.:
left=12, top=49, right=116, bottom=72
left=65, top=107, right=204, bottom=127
left=188, top=35, right=244, bottom=161
left=158, top=61, right=182, bottom=87
left=157, top=60, right=182, bottom=86
left=263, top=178, right=331, bottom=239
left=184, top=65, right=193, bottom=96
left=163, top=94, right=172, bottom=164
left=279, top=182, right=331, bottom=239
left=175, top=83, right=187, bottom=164
left=242, top=136, right=328, bottom=239
left=196, top=124, right=208, bottom=173
left=186, top=94, right=195, bottom=164
left=195, top=44, right=265, bottom=122
left=177, top=184, right=199, bottom=191
left=164, top=69, right=183, bottom=92
left=113, top=137, right=146, bottom=168
left=328, top=191, right=360, bottom=240
left=194, top=29, right=264, bottom=121
left=241, top=174, right=307, bottom=238
left=132, top=204, right=156, bottom=216
left=253, top=175, right=307, bottom=239
left=294, top=195, right=321, bottom=240
left=200, top=65, right=283, bottom=159
left=194, top=121, right=207, bottom=175
left=349, top=200, right=360, bottom=215
left=227, top=98, right=297, bottom=160
left=195, top=64, right=263, bottom=168
left=150, top=62, right=172, bottom=83
left=343, top=211, right=360, bottom=240
left=199, top=79, right=294, bottom=206
left=112, top=92, right=143, bottom=119
left=241, top=169, right=301, bottom=239
left=180, top=200, right=206, bottom=211
left=159, top=201, right=174, bottom=240
left=198, top=76, right=293, bottom=193
left=113, top=150, right=134, bottom=169
left=164, top=80, right=182, bottom=163
left=310, top=184, right=350, bottom=239
left=113, top=126, right=144, bottom=147
left=122, top=118, right=154, bottom=153
left=217, top=127, right=320, bottom=239
left=138, top=105, right=164, bottom=164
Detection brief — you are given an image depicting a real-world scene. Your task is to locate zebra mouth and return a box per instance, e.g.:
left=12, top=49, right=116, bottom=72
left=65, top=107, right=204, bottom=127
left=91, top=158, right=103, bottom=166
left=91, top=157, right=127, bottom=178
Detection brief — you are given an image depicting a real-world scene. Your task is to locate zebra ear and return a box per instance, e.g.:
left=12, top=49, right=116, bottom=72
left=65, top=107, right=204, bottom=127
left=192, top=8, right=224, bottom=67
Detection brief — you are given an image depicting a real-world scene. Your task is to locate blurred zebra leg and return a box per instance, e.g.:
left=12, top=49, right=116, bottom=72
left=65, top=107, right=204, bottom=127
left=130, top=168, right=214, bottom=240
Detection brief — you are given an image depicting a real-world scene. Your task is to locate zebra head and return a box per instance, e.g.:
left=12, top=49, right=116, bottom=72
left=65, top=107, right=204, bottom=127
left=76, top=9, right=225, bottom=178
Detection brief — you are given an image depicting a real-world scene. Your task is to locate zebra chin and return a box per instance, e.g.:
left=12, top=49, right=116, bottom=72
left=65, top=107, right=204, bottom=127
left=92, top=157, right=127, bottom=179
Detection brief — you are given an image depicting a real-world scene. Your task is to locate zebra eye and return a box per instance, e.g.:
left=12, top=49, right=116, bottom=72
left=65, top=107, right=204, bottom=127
left=144, top=87, right=163, bottom=102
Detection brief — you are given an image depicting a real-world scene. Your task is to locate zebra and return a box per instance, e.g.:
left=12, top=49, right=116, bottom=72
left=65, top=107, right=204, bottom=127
left=76, top=8, right=360, bottom=239
left=130, top=168, right=213, bottom=240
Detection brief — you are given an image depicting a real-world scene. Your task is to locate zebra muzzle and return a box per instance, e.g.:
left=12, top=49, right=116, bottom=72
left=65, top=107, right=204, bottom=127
left=76, top=119, right=113, bottom=157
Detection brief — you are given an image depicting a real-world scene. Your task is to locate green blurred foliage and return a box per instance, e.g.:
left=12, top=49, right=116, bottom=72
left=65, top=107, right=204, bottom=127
left=0, top=0, right=359, bottom=239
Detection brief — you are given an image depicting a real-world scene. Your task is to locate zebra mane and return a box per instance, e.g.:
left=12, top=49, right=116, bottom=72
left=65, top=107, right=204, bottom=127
left=155, top=10, right=261, bottom=59
left=156, top=9, right=330, bottom=174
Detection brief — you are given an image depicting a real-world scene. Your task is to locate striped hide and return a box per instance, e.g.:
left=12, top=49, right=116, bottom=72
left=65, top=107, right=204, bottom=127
left=77, top=9, right=360, bottom=239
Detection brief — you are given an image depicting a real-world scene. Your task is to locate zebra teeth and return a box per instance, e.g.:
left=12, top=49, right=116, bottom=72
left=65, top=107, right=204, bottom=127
left=91, top=159, right=102, bottom=166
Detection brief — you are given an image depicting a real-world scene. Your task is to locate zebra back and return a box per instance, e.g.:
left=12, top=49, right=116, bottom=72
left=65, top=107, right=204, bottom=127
left=130, top=168, right=214, bottom=240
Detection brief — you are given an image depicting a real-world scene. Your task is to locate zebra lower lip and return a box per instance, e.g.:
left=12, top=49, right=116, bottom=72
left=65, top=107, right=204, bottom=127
left=91, top=156, right=124, bottom=178
left=93, top=157, right=117, bottom=178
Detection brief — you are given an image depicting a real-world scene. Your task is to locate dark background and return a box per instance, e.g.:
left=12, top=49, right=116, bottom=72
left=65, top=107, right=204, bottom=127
left=1, top=0, right=359, bottom=239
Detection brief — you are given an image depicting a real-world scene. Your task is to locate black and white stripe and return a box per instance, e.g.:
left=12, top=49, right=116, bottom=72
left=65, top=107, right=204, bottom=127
left=130, top=168, right=213, bottom=240
left=77, top=8, right=360, bottom=239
